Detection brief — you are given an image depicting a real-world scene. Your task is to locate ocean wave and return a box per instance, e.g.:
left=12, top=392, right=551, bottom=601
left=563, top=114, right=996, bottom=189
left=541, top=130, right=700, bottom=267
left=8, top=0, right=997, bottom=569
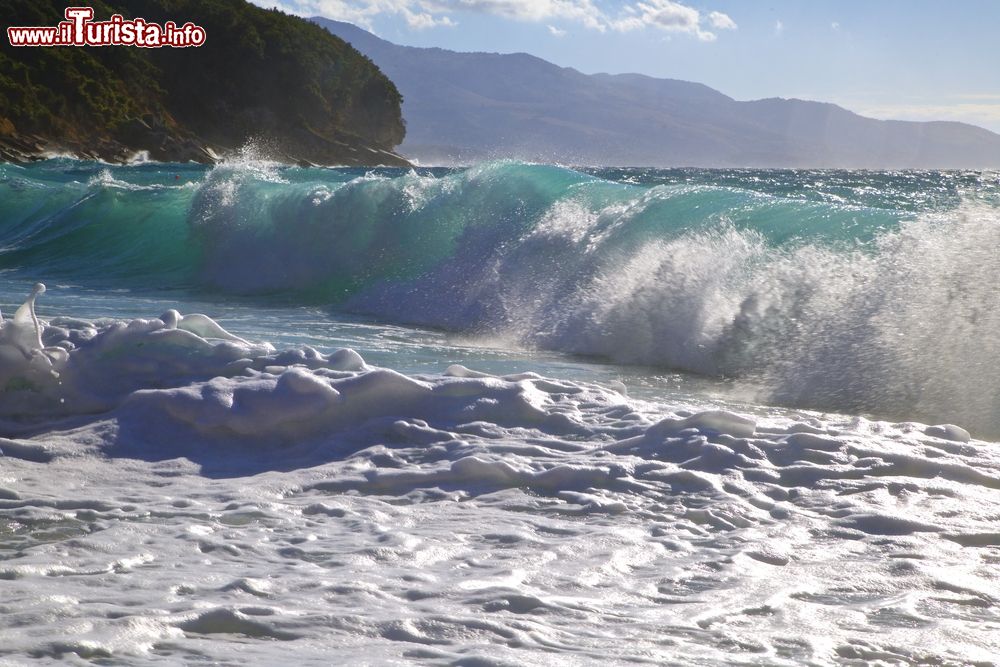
left=3, top=159, right=1000, bottom=430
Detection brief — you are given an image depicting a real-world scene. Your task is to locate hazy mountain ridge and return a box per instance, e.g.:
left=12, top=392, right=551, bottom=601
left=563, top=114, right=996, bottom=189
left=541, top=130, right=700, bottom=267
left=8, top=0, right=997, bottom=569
left=316, top=18, right=1000, bottom=168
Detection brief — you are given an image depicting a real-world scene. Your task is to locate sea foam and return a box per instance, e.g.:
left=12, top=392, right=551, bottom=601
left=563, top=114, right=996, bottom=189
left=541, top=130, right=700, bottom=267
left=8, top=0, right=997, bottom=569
left=2, top=286, right=1000, bottom=665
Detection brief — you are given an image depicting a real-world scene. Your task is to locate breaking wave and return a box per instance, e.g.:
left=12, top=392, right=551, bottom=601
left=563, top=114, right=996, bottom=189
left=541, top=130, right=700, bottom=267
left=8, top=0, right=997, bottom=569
left=2, top=159, right=999, bottom=430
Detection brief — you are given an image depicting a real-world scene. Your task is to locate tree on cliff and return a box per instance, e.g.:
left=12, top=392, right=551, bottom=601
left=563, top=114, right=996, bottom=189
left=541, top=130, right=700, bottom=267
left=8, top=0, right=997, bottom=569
left=0, top=0, right=407, bottom=165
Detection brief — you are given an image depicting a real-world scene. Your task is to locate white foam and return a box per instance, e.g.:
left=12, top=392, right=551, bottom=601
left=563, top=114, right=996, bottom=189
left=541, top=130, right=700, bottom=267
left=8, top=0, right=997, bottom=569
left=3, top=290, right=1000, bottom=665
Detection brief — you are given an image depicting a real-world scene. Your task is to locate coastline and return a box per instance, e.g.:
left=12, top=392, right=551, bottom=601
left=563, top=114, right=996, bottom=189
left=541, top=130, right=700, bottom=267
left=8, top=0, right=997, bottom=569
left=0, top=131, right=411, bottom=167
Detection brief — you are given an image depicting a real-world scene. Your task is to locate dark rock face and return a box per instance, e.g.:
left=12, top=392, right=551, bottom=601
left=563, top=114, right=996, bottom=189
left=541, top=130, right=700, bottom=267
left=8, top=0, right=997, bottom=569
left=0, top=0, right=408, bottom=166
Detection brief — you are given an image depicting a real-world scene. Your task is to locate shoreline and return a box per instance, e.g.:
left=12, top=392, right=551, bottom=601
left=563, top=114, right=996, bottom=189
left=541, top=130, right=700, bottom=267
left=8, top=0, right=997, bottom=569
left=0, top=132, right=412, bottom=168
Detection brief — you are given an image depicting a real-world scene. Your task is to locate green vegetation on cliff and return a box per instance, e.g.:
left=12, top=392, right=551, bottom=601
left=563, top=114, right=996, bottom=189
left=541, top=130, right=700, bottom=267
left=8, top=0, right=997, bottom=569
left=0, top=0, right=407, bottom=165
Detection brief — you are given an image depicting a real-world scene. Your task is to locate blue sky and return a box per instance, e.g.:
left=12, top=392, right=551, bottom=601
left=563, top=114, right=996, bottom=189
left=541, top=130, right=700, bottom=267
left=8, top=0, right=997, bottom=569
left=252, top=0, right=1000, bottom=133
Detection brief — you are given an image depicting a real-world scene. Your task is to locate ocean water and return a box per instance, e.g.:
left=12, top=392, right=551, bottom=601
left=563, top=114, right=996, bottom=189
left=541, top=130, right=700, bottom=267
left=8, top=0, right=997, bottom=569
left=1, top=157, right=999, bottom=665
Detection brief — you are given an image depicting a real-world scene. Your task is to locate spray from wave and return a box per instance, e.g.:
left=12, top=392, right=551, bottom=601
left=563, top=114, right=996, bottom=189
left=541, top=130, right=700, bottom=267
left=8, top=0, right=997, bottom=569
left=2, top=158, right=999, bottom=431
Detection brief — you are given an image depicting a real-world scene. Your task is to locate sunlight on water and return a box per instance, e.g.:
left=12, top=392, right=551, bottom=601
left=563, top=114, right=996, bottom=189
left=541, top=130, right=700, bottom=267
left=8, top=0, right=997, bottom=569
left=2, top=159, right=1000, bottom=665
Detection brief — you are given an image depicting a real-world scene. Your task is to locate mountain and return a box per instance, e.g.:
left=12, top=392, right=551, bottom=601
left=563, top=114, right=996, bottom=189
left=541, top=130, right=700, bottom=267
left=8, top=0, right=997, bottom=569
left=316, top=18, right=1000, bottom=169
left=0, top=1, right=407, bottom=166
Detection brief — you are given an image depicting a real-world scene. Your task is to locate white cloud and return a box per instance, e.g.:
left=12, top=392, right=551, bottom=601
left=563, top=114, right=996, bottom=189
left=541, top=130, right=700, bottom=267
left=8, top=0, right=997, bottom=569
left=548, top=24, right=567, bottom=37
left=405, top=11, right=455, bottom=28
left=774, top=19, right=784, bottom=35
left=425, top=0, right=605, bottom=30
left=609, top=0, right=731, bottom=41
left=708, top=11, right=736, bottom=31
left=635, top=0, right=700, bottom=30
left=261, top=0, right=438, bottom=29
left=252, top=0, right=735, bottom=39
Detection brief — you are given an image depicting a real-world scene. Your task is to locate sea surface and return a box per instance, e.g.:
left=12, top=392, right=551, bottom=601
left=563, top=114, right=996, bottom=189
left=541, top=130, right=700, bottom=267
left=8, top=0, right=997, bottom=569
left=1, top=157, right=999, bottom=665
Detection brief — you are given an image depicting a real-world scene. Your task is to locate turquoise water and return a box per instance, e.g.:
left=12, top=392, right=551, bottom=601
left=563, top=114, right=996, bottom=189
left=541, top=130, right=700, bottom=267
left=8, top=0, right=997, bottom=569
left=2, top=158, right=999, bottom=428
left=4, top=159, right=1000, bottom=665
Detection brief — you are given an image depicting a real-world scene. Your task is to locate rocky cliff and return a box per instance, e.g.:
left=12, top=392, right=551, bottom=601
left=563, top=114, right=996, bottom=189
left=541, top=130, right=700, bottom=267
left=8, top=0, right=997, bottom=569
left=0, top=0, right=408, bottom=165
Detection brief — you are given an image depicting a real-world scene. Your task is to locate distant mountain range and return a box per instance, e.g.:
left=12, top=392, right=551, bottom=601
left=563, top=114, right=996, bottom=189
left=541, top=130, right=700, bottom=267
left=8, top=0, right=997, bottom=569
left=316, top=18, right=1000, bottom=169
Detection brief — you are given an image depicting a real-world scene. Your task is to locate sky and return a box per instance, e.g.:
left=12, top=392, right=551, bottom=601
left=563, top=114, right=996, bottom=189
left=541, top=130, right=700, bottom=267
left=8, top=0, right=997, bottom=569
left=250, top=0, right=1000, bottom=133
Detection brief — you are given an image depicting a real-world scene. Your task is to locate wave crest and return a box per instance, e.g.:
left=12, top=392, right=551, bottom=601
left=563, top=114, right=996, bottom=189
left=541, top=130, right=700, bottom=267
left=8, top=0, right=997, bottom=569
left=4, top=159, right=1000, bottom=430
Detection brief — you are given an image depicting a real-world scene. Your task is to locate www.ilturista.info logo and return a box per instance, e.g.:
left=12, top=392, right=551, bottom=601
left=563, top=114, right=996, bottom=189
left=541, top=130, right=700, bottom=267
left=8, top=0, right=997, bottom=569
left=7, top=7, right=206, bottom=48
